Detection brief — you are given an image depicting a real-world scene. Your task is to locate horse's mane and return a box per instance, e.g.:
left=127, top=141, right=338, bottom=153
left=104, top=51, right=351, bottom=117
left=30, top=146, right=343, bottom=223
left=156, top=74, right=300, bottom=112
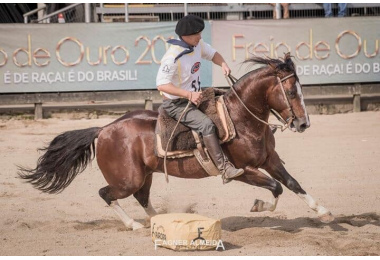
left=243, top=53, right=299, bottom=82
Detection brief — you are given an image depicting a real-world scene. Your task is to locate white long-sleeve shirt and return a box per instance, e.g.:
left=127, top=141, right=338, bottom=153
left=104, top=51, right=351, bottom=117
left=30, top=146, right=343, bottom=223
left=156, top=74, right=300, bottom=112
left=156, top=39, right=216, bottom=99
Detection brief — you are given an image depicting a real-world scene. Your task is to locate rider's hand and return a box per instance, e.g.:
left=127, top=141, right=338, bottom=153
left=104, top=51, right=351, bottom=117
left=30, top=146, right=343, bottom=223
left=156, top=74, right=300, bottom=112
left=188, top=91, right=202, bottom=106
left=221, top=62, right=231, bottom=76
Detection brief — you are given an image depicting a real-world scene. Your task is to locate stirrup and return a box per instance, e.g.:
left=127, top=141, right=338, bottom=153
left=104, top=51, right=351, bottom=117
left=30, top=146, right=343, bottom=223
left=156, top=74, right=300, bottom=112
left=221, top=162, right=244, bottom=184
left=222, top=171, right=243, bottom=184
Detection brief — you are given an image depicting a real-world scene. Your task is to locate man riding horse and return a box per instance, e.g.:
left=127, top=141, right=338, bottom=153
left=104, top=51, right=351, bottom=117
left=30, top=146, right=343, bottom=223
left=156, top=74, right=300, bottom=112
left=156, top=14, right=244, bottom=184
left=18, top=17, right=335, bottom=230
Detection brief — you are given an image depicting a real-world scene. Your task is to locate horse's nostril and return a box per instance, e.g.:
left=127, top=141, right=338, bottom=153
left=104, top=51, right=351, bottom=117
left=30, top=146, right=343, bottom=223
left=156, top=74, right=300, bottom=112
left=300, top=123, right=307, bottom=130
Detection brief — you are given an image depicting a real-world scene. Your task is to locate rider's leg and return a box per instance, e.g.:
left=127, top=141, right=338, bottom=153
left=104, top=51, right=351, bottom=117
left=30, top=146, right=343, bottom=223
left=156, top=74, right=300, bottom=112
left=162, top=99, right=244, bottom=183
left=203, top=132, right=244, bottom=183
left=184, top=106, right=244, bottom=183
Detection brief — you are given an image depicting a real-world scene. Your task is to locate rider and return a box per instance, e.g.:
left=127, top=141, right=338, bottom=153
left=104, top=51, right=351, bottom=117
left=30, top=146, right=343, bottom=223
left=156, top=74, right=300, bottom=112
left=156, top=14, right=244, bottom=184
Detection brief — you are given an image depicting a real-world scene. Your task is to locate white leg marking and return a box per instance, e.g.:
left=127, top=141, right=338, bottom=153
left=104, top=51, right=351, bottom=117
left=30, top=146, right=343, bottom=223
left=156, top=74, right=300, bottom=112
left=269, top=197, right=279, bottom=211
left=262, top=197, right=279, bottom=212
left=298, top=193, right=330, bottom=216
left=251, top=197, right=279, bottom=212
left=110, top=200, right=144, bottom=230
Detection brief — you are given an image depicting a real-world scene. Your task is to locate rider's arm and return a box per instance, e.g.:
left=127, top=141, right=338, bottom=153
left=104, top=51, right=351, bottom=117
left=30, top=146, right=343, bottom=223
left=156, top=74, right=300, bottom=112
left=157, top=47, right=202, bottom=104
left=158, top=83, right=202, bottom=105
left=199, top=40, right=230, bottom=75
left=156, top=54, right=191, bottom=99
left=157, top=83, right=191, bottom=100
left=212, top=52, right=231, bottom=75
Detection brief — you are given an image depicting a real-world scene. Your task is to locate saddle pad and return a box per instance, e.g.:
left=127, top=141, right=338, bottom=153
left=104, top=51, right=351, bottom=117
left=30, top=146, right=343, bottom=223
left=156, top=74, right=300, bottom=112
left=154, top=138, right=220, bottom=175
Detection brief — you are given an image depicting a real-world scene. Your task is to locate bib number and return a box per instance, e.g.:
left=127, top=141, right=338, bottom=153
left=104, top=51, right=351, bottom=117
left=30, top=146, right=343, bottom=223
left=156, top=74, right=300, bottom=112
left=191, top=76, right=201, bottom=92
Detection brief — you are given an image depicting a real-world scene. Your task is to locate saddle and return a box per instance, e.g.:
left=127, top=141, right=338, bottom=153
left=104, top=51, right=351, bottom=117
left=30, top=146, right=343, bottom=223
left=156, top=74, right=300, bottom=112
left=155, top=88, right=236, bottom=175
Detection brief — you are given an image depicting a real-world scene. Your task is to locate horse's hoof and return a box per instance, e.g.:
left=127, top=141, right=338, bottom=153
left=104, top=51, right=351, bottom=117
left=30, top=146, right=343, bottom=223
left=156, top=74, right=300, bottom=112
left=132, top=221, right=145, bottom=230
left=318, top=212, right=335, bottom=223
left=250, top=199, right=263, bottom=212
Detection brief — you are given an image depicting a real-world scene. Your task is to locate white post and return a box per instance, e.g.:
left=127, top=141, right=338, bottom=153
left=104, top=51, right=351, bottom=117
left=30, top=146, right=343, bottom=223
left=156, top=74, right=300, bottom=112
left=85, top=3, right=91, bottom=23
left=275, top=3, right=282, bottom=19
left=100, top=3, right=104, bottom=22
left=125, top=3, right=129, bottom=22
left=38, top=3, right=46, bottom=24
left=184, top=3, right=188, bottom=16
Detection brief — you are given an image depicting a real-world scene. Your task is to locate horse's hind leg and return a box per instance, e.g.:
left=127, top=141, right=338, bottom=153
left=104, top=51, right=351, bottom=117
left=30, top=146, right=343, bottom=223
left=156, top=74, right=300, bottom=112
left=99, top=186, right=145, bottom=230
left=263, top=152, right=334, bottom=223
left=235, top=167, right=283, bottom=212
left=133, top=173, right=157, bottom=221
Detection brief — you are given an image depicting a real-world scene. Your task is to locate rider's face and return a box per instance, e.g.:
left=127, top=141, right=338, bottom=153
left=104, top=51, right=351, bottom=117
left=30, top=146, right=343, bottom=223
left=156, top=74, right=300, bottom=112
left=182, top=32, right=202, bottom=47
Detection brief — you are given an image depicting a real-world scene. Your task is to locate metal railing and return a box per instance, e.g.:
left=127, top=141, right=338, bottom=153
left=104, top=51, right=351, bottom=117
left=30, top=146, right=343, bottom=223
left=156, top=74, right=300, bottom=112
left=1, top=83, right=380, bottom=119
left=23, top=3, right=91, bottom=23
left=96, top=3, right=380, bottom=22
left=23, top=4, right=47, bottom=23
left=22, top=3, right=380, bottom=23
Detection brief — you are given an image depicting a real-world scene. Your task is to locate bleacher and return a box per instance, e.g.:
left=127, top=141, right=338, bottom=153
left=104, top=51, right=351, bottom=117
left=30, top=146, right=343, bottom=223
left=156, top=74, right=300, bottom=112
left=98, top=3, right=380, bottom=22
left=1, top=3, right=379, bottom=24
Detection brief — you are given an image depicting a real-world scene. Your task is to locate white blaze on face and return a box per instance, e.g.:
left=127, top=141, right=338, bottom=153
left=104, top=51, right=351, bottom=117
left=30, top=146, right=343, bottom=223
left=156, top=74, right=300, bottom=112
left=296, top=81, right=306, bottom=112
left=296, top=81, right=310, bottom=125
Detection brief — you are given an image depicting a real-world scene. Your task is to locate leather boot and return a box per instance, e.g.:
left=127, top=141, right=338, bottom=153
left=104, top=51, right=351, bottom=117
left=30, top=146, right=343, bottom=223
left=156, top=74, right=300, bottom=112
left=203, top=133, right=244, bottom=184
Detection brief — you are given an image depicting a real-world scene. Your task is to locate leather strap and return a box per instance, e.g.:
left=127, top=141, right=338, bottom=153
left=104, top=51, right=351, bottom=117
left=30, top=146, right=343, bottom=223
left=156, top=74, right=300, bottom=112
left=192, top=130, right=208, bottom=160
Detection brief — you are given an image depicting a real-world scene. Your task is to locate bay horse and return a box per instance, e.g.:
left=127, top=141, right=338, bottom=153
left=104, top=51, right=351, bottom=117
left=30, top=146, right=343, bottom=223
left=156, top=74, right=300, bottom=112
left=18, top=54, right=334, bottom=230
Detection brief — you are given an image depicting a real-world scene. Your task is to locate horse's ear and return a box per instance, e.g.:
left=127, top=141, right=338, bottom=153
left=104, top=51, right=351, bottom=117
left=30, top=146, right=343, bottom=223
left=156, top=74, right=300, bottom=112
left=284, top=52, right=291, bottom=62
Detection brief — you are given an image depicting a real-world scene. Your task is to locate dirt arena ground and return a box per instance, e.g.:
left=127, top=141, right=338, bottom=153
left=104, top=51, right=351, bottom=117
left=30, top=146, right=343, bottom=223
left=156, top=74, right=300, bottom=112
left=0, top=111, right=379, bottom=256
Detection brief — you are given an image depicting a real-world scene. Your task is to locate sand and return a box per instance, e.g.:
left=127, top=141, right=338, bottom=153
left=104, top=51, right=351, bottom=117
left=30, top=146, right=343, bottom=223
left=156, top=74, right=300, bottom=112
left=0, top=111, right=379, bottom=256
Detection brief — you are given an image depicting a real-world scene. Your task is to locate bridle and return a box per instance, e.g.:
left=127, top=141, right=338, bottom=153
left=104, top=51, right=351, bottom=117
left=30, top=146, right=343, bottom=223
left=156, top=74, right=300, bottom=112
left=225, top=73, right=297, bottom=132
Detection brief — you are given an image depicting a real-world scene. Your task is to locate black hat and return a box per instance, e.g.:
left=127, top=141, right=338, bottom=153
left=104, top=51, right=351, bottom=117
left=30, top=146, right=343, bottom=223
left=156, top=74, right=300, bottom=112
left=175, top=14, right=205, bottom=36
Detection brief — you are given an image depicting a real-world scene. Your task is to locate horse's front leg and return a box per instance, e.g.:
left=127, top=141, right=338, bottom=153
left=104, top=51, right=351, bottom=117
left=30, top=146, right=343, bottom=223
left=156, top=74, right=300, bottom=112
left=235, top=167, right=283, bottom=212
left=263, top=151, right=335, bottom=223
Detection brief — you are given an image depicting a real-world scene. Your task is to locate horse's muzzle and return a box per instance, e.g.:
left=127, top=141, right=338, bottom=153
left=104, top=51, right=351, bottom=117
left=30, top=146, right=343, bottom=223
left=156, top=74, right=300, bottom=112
left=292, top=116, right=310, bottom=133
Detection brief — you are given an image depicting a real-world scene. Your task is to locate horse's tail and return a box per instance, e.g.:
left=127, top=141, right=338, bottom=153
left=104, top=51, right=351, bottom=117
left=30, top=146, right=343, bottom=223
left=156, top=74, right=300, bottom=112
left=17, top=127, right=101, bottom=194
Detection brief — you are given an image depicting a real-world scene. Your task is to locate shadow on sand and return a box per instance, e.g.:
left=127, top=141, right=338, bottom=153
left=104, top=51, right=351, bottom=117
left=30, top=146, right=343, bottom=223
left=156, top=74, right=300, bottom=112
left=221, top=212, right=380, bottom=233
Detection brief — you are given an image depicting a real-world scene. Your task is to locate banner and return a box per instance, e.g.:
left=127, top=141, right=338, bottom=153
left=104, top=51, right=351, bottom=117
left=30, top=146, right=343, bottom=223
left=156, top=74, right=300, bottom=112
left=1, top=17, right=379, bottom=93
left=212, top=17, right=380, bottom=86
left=0, top=22, right=212, bottom=93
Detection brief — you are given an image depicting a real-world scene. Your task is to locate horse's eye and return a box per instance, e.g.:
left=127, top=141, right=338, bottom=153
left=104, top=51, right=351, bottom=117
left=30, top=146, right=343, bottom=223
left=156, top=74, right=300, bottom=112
left=287, top=90, right=296, bottom=99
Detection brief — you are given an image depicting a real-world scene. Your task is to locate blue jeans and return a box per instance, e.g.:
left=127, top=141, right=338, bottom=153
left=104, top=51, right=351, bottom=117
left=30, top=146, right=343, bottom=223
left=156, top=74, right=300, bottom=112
left=323, top=3, right=347, bottom=17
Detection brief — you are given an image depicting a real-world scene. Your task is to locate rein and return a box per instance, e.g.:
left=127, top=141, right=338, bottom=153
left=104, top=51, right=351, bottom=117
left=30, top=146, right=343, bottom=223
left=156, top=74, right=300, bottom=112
left=163, top=100, right=192, bottom=183
left=225, top=73, right=296, bottom=132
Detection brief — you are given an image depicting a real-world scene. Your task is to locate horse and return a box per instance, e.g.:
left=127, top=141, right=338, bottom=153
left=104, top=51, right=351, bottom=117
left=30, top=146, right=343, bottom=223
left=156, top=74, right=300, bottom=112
left=18, top=53, right=335, bottom=230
